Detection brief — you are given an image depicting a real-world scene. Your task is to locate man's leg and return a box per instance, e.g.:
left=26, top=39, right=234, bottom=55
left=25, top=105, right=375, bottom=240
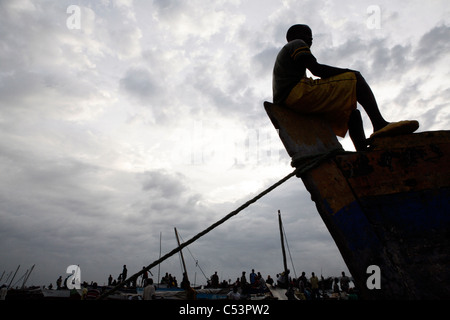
left=354, top=72, right=389, bottom=132
left=353, top=71, right=419, bottom=139
left=348, top=109, right=367, bottom=151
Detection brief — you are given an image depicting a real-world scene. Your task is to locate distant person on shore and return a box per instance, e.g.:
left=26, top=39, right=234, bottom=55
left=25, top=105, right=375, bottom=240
left=340, top=271, right=350, bottom=292
left=285, top=285, right=296, bottom=300
left=249, top=269, right=257, bottom=284
left=85, top=282, right=101, bottom=300
left=143, top=278, right=156, bottom=300
left=298, top=272, right=307, bottom=292
left=81, top=283, right=88, bottom=300
left=211, top=271, right=219, bottom=288
left=227, top=286, right=241, bottom=300
left=257, top=274, right=267, bottom=292
left=161, top=272, right=169, bottom=285
left=181, top=272, right=190, bottom=290
left=56, top=276, right=62, bottom=290
left=265, top=275, right=274, bottom=286
left=333, top=277, right=340, bottom=294
left=240, top=271, right=247, bottom=288
left=277, top=270, right=290, bottom=289
left=141, top=267, right=149, bottom=287
left=1, top=285, right=8, bottom=300
left=310, top=272, right=319, bottom=299
left=234, top=277, right=241, bottom=288
left=122, top=265, right=127, bottom=283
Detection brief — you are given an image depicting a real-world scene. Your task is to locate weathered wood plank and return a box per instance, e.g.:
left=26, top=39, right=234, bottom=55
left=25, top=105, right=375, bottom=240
left=263, top=102, right=343, bottom=164
left=335, top=134, right=450, bottom=198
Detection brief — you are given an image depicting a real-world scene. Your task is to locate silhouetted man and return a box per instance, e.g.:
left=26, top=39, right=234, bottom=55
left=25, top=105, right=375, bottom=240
left=273, top=24, right=418, bottom=150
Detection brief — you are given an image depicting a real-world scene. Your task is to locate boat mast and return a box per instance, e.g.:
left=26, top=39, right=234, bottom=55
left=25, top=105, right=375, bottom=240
left=157, top=232, right=162, bottom=287
left=21, top=264, right=35, bottom=289
left=174, top=227, right=189, bottom=284
left=278, top=210, right=289, bottom=284
left=7, top=265, right=20, bottom=289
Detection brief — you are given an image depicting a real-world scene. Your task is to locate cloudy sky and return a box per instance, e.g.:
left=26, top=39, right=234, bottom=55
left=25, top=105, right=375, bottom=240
left=1, top=0, right=449, bottom=289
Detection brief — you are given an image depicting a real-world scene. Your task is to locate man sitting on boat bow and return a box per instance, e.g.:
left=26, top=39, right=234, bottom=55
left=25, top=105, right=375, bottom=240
left=272, top=24, right=419, bottom=151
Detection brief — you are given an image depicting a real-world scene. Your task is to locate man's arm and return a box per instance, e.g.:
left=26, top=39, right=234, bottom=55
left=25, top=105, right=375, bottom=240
left=303, top=55, right=353, bottom=78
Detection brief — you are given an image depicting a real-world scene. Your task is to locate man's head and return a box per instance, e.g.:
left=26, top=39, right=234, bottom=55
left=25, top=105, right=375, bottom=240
left=286, top=24, right=313, bottom=47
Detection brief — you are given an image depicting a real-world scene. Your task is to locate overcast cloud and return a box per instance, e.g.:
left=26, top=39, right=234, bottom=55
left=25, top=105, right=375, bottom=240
left=0, top=0, right=449, bottom=288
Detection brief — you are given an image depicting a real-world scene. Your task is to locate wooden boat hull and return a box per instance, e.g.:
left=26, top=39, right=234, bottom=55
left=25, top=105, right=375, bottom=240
left=303, top=142, right=450, bottom=299
left=264, top=102, right=450, bottom=299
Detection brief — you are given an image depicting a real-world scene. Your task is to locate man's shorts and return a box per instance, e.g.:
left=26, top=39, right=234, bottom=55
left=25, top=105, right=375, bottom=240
left=285, top=72, right=357, bottom=138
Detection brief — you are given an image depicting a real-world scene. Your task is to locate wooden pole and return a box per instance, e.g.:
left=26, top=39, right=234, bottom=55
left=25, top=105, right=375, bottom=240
left=174, top=227, right=189, bottom=283
left=278, top=210, right=289, bottom=285
left=98, top=171, right=297, bottom=299
left=21, top=264, right=35, bottom=289
left=157, top=232, right=162, bottom=287
left=8, top=265, right=20, bottom=289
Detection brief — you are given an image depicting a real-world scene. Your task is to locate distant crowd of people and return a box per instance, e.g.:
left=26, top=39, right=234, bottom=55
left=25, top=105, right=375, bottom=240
left=273, top=270, right=357, bottom=300
left=209, top=268, right=356, bottom=300
left=50, top=264, right=356, bottom=300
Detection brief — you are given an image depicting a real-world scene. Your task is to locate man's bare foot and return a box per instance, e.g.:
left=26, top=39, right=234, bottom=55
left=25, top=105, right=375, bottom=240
left=370, top=120, right=419, bottom=139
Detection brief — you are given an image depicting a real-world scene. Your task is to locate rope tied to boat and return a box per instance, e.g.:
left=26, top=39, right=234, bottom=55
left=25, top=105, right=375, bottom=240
left=98, top=148, right=345, bottom=299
